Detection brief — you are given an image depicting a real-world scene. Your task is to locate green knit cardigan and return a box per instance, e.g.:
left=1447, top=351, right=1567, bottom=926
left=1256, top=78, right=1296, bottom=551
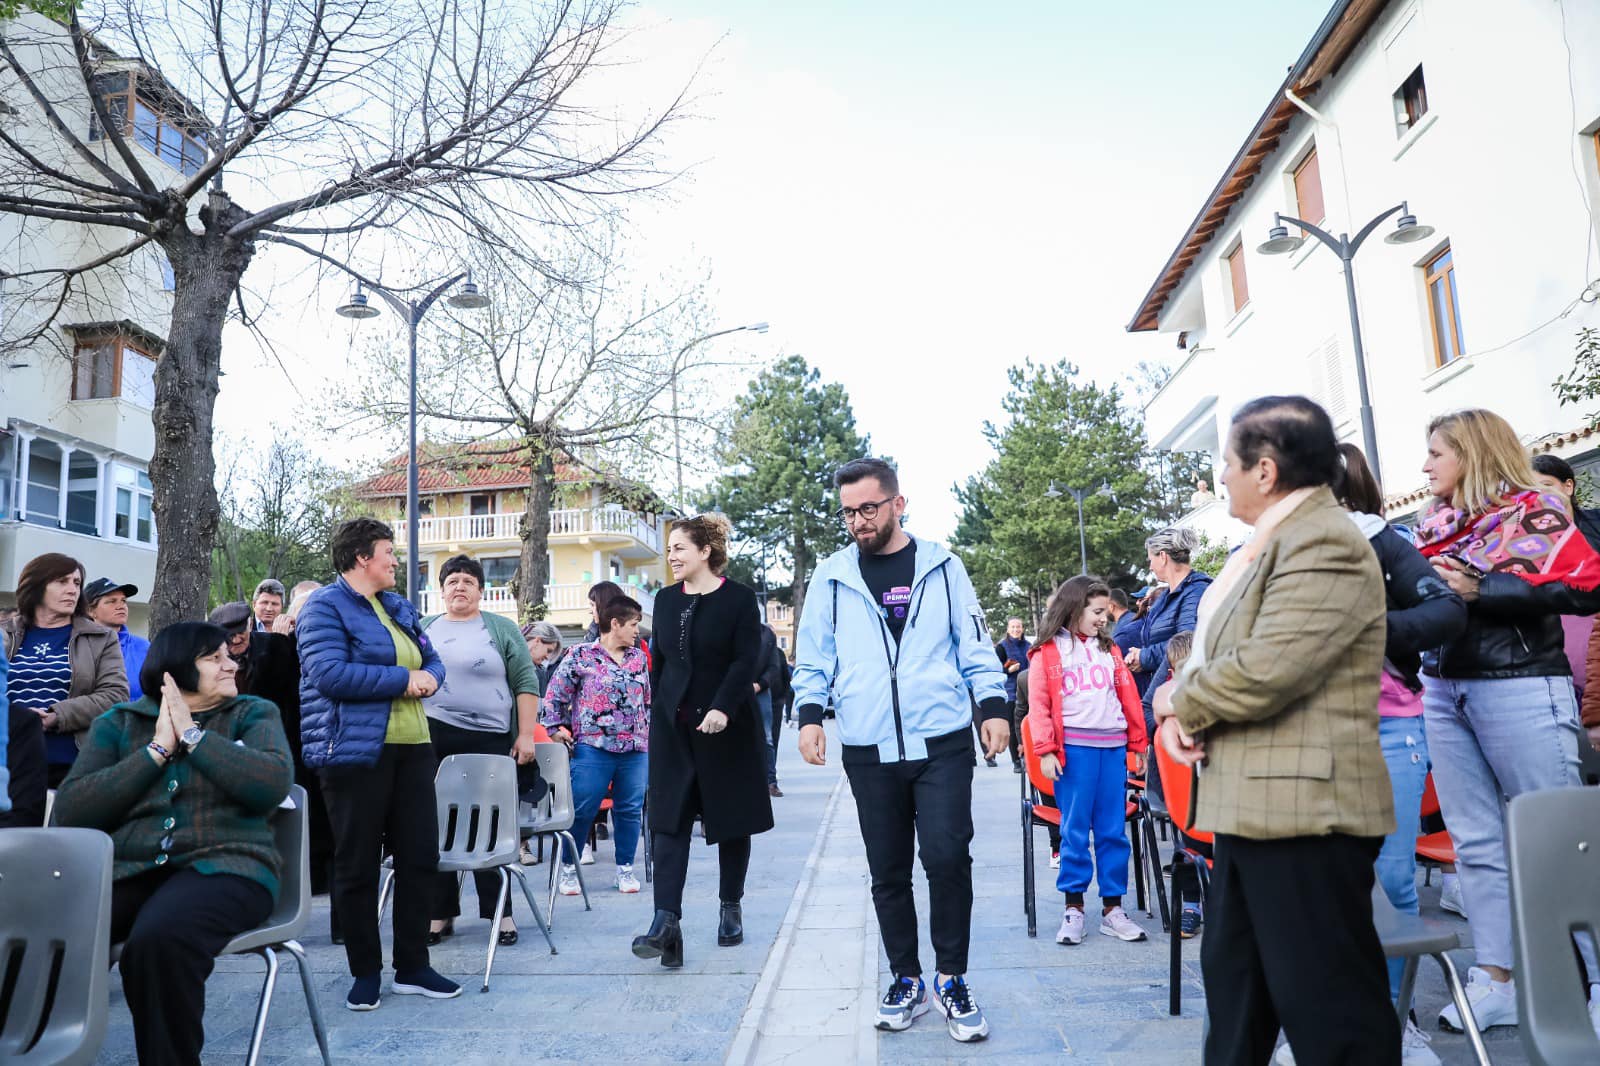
left=53, top=694, right=295, bottom=900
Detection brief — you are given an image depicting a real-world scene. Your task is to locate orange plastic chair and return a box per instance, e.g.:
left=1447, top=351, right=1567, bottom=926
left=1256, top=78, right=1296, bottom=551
left=1155, top=739, right=1213, bottom=1017
left=1415, top=772, right=1457, bottom=872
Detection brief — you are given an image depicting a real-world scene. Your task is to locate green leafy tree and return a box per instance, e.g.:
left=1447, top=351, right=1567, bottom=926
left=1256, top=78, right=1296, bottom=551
left=952, top=360, right=1162, bottom=633
left=0, top=2, right=77, bottom=18
left=1554, top=326, right=1600, bottom=427
left=706, top=355, right=872, bottom=626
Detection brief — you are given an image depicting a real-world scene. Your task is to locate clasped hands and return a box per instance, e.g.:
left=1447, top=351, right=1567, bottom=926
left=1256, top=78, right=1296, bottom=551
left=405, top=669, right=439, bottom=698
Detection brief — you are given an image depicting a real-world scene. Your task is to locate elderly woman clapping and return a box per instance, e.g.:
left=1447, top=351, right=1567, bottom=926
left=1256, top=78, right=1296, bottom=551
left=54, top=621, right=294, bottom=1066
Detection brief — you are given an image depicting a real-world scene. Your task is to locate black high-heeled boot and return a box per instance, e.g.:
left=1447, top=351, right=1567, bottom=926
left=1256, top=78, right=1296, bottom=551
left=631, top=909, right=684, bottom=968
left=717, top=901, right=744, bottom=946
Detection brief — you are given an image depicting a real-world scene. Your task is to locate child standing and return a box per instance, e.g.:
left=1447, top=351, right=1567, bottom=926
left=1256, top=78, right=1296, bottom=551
left=1027, top=575, right=1150, bottom=945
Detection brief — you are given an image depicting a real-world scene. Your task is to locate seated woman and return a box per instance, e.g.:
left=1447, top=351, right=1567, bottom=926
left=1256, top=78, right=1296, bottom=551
left=53, top=621, right=294, bottom=1066
left=541, top=595, right=651, bottom=896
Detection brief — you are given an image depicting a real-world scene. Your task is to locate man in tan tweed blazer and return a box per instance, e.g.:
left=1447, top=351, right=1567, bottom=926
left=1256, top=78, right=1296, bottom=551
left=1153, top=396, right=1399, bottom=1066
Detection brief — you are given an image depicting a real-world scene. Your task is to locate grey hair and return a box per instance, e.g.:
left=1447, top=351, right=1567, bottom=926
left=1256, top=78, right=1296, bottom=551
left=522, top=620, right=562, bottom=647
left=1144, top=527, right=1201, bottom=564
left=253, top=578, right=286, bottom=600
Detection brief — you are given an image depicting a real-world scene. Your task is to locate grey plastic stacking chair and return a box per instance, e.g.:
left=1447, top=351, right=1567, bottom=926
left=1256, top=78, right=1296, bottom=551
left=521, top=742, right=591, bottom=927
left=0, top=828, right=113, bottom=1066
left=1370, top=882, right=1491, bottom=1066
left=380, top=754, right=558, bottom=991
left=1508, top=787, right=1600, bottom=1066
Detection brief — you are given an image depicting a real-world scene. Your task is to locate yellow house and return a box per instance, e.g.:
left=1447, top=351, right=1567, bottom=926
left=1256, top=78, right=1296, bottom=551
left=766, top=599, right=795, bottom=661
left=352, top=445, right=670, bottom=637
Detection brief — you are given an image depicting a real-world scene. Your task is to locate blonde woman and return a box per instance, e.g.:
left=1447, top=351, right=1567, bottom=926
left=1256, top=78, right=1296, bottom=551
left=1416, top=408, right=1600, bottom=1034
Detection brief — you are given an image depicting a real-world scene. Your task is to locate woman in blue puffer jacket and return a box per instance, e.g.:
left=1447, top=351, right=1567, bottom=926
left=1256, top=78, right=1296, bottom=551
left=297, top=517, right=455, bottom=1011
left=1124, top=527, right=1212, bottom=696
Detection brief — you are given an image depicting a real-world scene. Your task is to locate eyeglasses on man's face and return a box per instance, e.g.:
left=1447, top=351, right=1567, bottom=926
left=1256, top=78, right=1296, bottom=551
left=836, top=496, right=898, bottom=523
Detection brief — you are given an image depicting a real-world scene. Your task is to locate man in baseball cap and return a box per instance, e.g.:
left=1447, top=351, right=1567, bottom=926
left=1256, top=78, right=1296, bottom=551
left=85, top=577, right=148, bottom=700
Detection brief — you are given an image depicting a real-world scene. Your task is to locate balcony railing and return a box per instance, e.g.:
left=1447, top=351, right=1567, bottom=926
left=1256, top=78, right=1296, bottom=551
left=419, top=581, right=656, bottom=619
left=397, top=505, right=660, bottom=553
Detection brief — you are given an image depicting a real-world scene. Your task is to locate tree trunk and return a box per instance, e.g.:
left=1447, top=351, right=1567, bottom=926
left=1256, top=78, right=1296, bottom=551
left=790, top=529, right=808, bottom=633
left=147, top=194, right=255, bottom=634
left=515, top=444, right=555, bottom=623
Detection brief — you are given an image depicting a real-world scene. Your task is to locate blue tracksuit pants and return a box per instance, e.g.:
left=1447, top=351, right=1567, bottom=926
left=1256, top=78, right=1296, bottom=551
left=1053, top=743, right=1131, bottom=902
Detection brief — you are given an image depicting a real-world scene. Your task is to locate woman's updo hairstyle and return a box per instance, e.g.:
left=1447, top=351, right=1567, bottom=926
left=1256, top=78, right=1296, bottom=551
left=669, top=513, right=732, bottom=575
left=1144, top=526, right=1201, bottom=564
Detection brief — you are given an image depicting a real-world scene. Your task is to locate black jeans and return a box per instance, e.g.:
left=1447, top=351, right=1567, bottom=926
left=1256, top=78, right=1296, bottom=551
left=652, top=831, right=751, bottom=918
left=1204, top=832, right=1398, bottom=1066
left=112, top=867, right=273, bottom=1066
left=320, top=743, right=440, bottom=977
left=769, top=698, right=784, bottom=784
left=427, top=719, right=514, bottom=921
left=843, top=726, right=975, bottom=978
left=2, top=703, right=47, bottom=827
left=1004, top=699, right=1021, bottom=764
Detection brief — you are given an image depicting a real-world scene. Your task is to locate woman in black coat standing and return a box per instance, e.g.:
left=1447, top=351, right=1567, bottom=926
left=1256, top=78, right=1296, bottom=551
left=631, top=513, right=774, bottom=968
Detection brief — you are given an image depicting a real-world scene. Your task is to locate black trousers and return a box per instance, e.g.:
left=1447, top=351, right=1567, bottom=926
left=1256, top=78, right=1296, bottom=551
left=1203, top=833, right=1399, bottom=1066
left=1004, top=699, right=1021, bottom=764
left=112, top=867, right=273, bottom=1066
left=843, top=727, right=975, bottom=978
left=427, top=719, right=514, bottom=921
left=2, top=704, right=47, bottom=828
left=652, top=830, right=751, bottom=917
left=320, top=743, right=440, bottom=977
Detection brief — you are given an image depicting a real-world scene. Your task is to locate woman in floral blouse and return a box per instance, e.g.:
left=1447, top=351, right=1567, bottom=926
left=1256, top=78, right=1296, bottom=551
left=541, top=595, right=650, bottom=896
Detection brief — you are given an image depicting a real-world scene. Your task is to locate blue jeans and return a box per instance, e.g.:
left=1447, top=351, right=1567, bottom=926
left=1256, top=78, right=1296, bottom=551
left=1376, top=715, right=1429, bottom=996
left=1053, top=744, right=1131, bottom=901
left=1421, top=674, right=1592, bottom=971
left=564, top=744, right=647, bottom=867
left=757, top=691, right=777, bottom=785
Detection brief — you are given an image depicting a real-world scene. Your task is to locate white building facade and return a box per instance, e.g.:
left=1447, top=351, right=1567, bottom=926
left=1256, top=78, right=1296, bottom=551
left=0, top=14, right=203, bottom=633
left=1133, top=0, right=1600, bottom=541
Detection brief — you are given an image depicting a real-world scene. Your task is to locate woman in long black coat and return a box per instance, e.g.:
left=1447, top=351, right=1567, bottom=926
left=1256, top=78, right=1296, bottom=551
left=631, top=514, right=774, bottom=968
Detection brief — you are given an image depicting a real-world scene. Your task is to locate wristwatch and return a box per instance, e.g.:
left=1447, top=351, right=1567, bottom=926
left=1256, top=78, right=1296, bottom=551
left=180, top=726, right=205, bottom=752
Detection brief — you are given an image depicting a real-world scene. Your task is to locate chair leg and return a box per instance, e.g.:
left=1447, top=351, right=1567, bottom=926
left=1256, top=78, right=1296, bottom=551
left=508, top=865, right=559, bottom=955
left=558, top=831, right=592, bottom=911
left=1394, top=956, right=1420, bottom=1022
left=545, top=836, right=560, bottom=929
left=1168, top=864, right=1183, bottom=1017
left=377, top=868, right=395, bottom=922
left=1145, top=811, right=1171, bottom=933
left=1434, top=953, right=1492, bottom=1066
left=282, top=940, right=333, bottom=1066
left=1022, top=798, right=1036, bottom=937
left=244, top=946, right=280, bottom=1066
left=1129, top=811, right=1149, bottom=917
left=482, top=869, right=511, bottom=992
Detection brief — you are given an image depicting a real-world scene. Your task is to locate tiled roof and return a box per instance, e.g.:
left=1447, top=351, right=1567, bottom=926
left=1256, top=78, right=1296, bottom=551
left=1127, top=0, right=1388, bottom=333
left=353, top=441, right=580, bottom=498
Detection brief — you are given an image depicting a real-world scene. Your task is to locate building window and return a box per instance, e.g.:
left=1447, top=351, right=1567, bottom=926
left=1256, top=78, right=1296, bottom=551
left=481, top=556, right=519, bottom=587
left=65, top=451, right=99, bottom=535
left=112, top=465, right=155, bottom=544
left=1292, top=146, right=1325, bottom=226
left=1394, top=65, right=1428, bottom=136
left=72, top=334, right=157, bottom=408
left=23, top=438, right=62, bottom=527
left=89, top=78, right=207, bottom=177
left=1424, top=245, right=1466, bottom=367
left=1225, top=243, right=1249, bottom=315
left=469, top=493, right=495, bottom=515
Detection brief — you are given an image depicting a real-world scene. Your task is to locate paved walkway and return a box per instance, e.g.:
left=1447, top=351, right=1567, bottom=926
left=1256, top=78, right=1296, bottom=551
left=93, top=725, right=1529, bottom=1065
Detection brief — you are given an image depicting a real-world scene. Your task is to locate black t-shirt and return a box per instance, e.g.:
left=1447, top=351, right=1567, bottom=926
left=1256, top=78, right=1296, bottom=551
left=858, top=537, right=917, bottom=643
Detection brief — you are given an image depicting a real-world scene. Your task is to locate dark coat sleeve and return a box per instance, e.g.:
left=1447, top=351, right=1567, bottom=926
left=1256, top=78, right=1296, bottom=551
left=1475, top=572, right=1600, bottom=619
left=755, top=627, right=781, bottom=692
left=1376, top=527, right=1468, bottom=660
left=1, top=705, right=48, bottom=827
left=711, top=585, right=764, bottom=718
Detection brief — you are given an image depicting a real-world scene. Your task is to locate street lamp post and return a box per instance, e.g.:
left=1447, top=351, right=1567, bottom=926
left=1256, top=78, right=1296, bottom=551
left=337, top=271, right=491, bottom=608
left=1256, top=202, right=1435, bottom=485
left=1044, top=480, right=1116, bottom=575
left=669, top=321, right=769, bottom=510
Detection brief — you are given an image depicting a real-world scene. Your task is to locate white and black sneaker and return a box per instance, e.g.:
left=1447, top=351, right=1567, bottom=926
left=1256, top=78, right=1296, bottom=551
left=932, top=975, right=990, bottom=1042
left=875, top=975, right=929, bottom=1031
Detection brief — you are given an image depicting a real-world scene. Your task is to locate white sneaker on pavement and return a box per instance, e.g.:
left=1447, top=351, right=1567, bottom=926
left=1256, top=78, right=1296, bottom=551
left=1099, top=905, right=1148, bottom=942
left=1439, top=878, right=1466, bottom=918
left=1275, top=1018, right=1442, bottom=1065
left=580, top=843, right=595, bottom=866
left=557, top=864, right=582, bottom=896
left=1439, top=966, right=1518, bottom=1032
left=1049, top=851, right=1060, bottom=869
left=615, top=864, right=641, bottom=894
left=1055, top=908, right=1085, bottom=945
left=519, top=841, right=539, bottom=866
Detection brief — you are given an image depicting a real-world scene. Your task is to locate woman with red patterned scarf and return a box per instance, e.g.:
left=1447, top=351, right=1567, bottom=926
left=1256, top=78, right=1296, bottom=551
left=1416, top=408, right=1600, bottom=1037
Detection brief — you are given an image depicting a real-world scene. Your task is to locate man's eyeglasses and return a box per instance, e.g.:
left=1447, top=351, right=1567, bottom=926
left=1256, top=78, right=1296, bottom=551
left=836, top=497, right=898, bottom=523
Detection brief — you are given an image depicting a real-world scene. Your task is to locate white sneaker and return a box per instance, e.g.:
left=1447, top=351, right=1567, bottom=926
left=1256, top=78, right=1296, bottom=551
left=519, top=841, right=539, bottom=866
left=1401, top=1018, right=1441, bottom=1066
left=1588, top=985, right=1600, bottom=1039
left=1049, top=851, right=1060, bottom=869
left=1055, top=908, right=1085, bottom=945
left=1439, top=966, right=1518, bottom=1032
left=557, top=864, right=582, bottom=896
left=580, top=843, right=595, bottom=866
left=1272, top=1043, right=1296, bottom=1066
left=1099, top=905, right=1148, bottom=942
left=1439, top=878, right=1466, bottom=918
left=615, top=864, right=641, bottom=894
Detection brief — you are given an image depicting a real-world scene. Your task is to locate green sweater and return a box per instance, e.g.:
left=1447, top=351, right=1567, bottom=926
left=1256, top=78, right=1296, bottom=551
left=53, top=694, right=295, bottom=900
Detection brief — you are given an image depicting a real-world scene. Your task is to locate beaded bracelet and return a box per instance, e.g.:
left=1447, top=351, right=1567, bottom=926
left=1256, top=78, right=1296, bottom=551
left=148, top=741, right=172, bottom=761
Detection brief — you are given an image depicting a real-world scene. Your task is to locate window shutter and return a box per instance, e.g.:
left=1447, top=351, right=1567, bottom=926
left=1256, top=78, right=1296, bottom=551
left=1311, top=334, right=1350, bottom=425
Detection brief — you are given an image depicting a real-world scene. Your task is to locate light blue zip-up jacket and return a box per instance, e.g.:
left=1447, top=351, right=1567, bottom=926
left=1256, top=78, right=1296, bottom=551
left=793, top=537, right=1007, bottom=762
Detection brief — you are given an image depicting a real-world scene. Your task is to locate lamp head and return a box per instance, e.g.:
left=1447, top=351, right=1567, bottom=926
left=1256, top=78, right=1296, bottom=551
left=1384, top=203, right=1435, bottom=245
left=336, top=288, right=381, bottom=320
left=1257, top=218, right=1305, bottom=256
left=1044, top=481, right=1063, bottom=499
left=447, top=277, right=490, bottom=310
left=747, top=321, right=770, bottom=334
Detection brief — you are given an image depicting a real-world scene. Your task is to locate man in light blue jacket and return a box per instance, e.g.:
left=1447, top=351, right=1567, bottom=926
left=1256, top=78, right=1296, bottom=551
left=794, top=458, right=1008, bottom=1045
